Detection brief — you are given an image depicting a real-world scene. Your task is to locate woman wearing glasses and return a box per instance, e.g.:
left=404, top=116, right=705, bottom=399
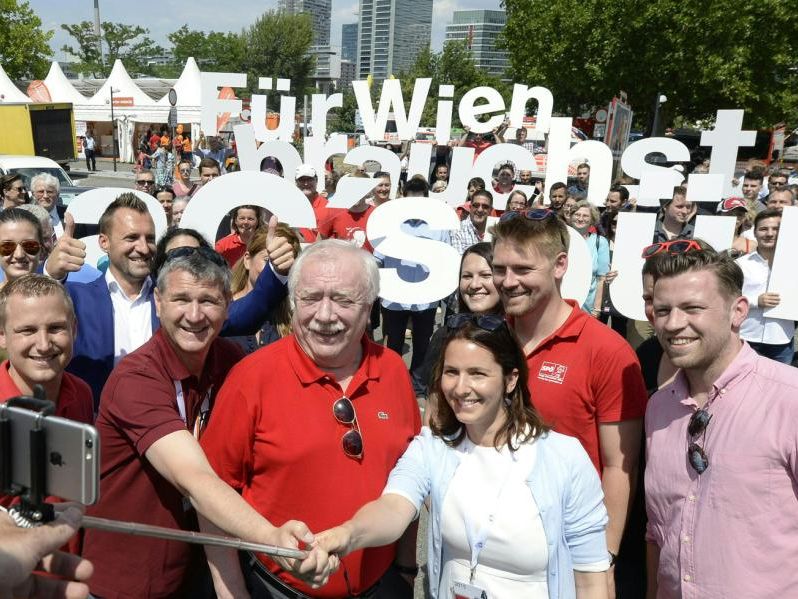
left=568, top=200, right=611, bottom=317
left=317, top=316, right=610, bottom=599
left=0, top=208, right=43, bottom=288
left=173, top=158, right=194, bottom=197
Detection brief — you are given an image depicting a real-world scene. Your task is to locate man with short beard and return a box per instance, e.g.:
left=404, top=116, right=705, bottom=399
left=645, top=245, right=798, bottom=598
left=491, top=211, right=647, bottom=596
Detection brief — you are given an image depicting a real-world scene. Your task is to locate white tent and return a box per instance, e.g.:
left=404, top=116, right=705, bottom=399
left=43, top=62, right=89, bottom=105
left=0, top=64, right=31, bottom=103
left=156, top=57, right=204, bottom=151
left=87, top=59, right=155, bottom=107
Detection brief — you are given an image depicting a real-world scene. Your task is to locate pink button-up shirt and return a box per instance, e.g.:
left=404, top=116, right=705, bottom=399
left=645, top=342, right=798, bottom=599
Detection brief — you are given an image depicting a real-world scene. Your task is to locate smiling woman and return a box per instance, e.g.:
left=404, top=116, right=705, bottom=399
left=0, top=208, right=44, bottom=287
left=314, top=317, right=611, bottom=599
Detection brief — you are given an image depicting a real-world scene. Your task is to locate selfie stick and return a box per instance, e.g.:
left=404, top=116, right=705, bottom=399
left=82, top=516, right=308, bottom=559
left=1, top=389, right=307, bottom=560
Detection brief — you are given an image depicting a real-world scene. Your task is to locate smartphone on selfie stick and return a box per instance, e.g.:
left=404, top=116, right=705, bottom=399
left=0, top=386, right=99, bottom=524
left=0, top=387, right=306, bottom=559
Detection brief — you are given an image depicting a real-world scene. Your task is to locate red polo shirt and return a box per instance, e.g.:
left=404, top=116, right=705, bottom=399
left=201, top=335, right=421, bottom=598
left=215, top=232, right=247, bottom=267
left=82, top=330, right=244, bottom=599
left=298, top=193, right=334, bottom=243
left=318, top=205, right=375, bottom=252
left=0, top=360, right=93, bottom=423
left=524, top=300, right=647, bottom=472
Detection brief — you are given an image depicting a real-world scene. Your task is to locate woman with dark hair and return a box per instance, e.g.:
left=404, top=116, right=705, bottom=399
left=418, top=242, right=502, bottom=418
left=150, top=228, right=210, bottom=279
left=215, top=205, right=265, bottom=267
left=227, top=224, right=301, bottom=353
left=317, top=317, right=610, bottom=599
left=0, top=208, right=43, bottom=287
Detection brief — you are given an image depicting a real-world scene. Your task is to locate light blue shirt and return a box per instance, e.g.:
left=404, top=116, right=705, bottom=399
left=384, top=427, right=609, bottom=599
left=582, top=233, right=610, bottom=313
left=374, top=219, right=451, bottom=312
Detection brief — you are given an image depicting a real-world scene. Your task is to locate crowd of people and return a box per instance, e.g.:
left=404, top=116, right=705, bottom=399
left=1, top=140, right=797, bottom=599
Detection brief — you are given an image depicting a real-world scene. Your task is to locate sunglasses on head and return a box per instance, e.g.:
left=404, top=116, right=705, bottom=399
left=641, top=239, right=702, bottom=259
left=332, top=396, right=363, bottom=459
left=0, top=240, right=41, bottom=257
left=499, top=208, right=556, bottom=223
left=446, top=313, right=506, bottom=332
left=165, top=245, right=227, bottom=269
left=687, top=408, right=711, bottom=474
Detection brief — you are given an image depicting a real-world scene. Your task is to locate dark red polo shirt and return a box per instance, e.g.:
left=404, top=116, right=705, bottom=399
left=82, top=329, right=244, bottom=599
left=524, top=300, right=647, bottom=472
left=0, top=360, right=93, bottom=424
left=201, top=335, right=421, bottom=598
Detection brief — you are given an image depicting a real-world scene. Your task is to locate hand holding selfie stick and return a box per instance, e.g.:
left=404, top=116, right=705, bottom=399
left=1, top=389, right=307, bottom=560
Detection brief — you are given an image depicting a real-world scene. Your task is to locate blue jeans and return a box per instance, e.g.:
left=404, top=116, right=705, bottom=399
left=748, top=341, right=795, bottom=365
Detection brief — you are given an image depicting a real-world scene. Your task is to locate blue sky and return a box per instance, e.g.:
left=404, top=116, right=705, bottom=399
left=29, top=0, right=501, bottom=62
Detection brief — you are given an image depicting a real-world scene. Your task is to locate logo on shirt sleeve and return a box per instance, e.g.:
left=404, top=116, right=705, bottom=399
left=538, top=361, right=567, bottom=384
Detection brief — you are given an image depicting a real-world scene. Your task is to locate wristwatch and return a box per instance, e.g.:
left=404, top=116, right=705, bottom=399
left=608, top=550, right=618, bottom=567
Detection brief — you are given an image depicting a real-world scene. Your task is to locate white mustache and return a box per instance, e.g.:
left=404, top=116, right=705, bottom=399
left=310, top=324, right=345, bottom=335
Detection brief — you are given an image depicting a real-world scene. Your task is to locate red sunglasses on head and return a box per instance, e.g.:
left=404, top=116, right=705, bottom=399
left=641, top=239, right=702, bottom=259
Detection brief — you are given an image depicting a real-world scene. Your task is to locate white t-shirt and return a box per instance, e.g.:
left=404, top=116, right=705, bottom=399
left=439, top=437, right=549, bottom=598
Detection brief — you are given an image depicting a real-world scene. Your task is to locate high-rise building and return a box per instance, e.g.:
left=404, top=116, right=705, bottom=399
left=278, top=0, right=331, bottom=46
left=444, top=9, right=509, bottom=78
left=356, top=0, right=432, bottom=81
left=342, top=23, right=358, bottom=63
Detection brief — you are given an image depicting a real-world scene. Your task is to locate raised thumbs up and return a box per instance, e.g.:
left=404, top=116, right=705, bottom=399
left=63, top=212, right=76, bottom=239
left=265, top=216, right=294, bottom=276
left=44, top=212, right=87, bottom=280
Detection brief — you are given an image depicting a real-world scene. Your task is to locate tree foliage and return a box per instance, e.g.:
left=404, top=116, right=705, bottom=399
left=166, top=25, right=244, bottom=75
left=0, top=0, right=52, bottom=79
left=399, top=40, right=510, bottom=129
left=60, top=21, right=164, bottom=77
left=501, top=0, right=798, bottom=128
left=238, top=11, right=315, bottom=101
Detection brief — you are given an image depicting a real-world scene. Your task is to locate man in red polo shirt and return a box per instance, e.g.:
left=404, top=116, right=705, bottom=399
left=201, top=240, right=421, bottom=598
left=0, top=274, right=92, bottom=424
left=492, top=210, right=647, bottom=596
left=82, top=249, right=334, bottom=598
left=296, top=164, right=334, bottom=243
left=319, top=172, right=390, bottom=252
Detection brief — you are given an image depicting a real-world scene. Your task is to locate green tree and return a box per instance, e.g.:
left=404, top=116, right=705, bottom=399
left=238, top=11, right=315, bottom=101
left=0, top=0, right=52, bottom=79
left=167, top=25, right=244, bottom=73
left=61, top=21, right=164, bottom=77
left=398, top=41, right=509, bottom=129
left=501, top=0, right=798, bottom=129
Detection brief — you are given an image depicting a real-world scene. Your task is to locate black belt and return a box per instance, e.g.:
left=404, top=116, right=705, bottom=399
left=242, top=552, right=379, bottom=599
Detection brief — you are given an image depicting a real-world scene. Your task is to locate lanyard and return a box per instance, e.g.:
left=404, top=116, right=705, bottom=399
left=462, top=447, right=521, bottom=583
left=174, top=380, right=212, bottom=439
